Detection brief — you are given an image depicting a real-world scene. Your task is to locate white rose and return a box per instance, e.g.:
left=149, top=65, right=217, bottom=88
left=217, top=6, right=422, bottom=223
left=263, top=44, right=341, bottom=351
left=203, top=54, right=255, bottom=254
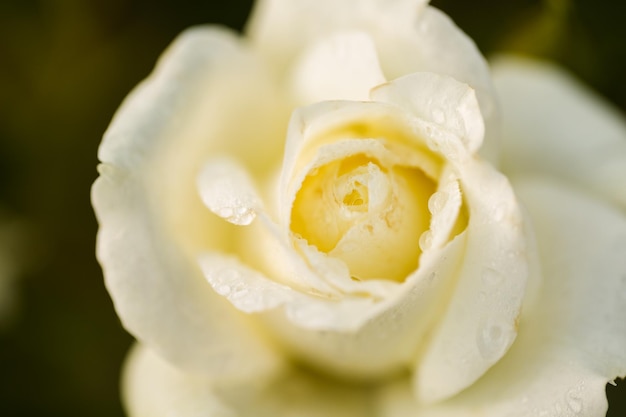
left=92, top=0, right=626, bottom=416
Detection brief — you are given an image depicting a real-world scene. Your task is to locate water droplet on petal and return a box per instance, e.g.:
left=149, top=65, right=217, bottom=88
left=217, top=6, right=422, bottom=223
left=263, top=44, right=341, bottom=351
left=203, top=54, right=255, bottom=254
left=216, top=284, right=231, bottom=296
left=213, top=204, right=257, bottom=225
left=428, top=191, right=448, bottom=214
left=231, top=287, right=249, bottom=301
left=566, top=388, right=584, bottom=414
left=216, top=207, right=234, bottom=219
left=477, top=319, right=513, bottom=360
left=419, top=230, right=433, bottom=251
left=425, top=131, right=437, bottom=151
left=555, top=402, right=563, bottom=414
left=492, top=203, right=506, bottom=222
left=481, top=267, right=504, bottom=286
left=432, top=108, right=446, bottom=124
left=230, top=208, right=256, bottom=225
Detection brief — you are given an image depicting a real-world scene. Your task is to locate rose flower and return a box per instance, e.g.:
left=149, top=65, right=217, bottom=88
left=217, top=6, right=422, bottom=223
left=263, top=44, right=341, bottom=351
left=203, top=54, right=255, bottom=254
left=92, top=0, right=626, bottom=415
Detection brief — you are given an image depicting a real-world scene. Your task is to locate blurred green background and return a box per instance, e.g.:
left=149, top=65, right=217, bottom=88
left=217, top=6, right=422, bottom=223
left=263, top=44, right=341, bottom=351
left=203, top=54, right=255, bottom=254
left=0, top=0, right=624, bottom=416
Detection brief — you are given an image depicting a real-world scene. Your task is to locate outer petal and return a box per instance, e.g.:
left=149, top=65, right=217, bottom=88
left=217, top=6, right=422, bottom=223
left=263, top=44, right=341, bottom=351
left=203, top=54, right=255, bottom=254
left=123, top=345, right=236, bottom=417
left=289, top=31, right=386, bottom=104
left=93, top=27, right=285, bottom=380
left=493, top=57, right=626, bottom=209
left=413, top=158, right=530, bottom=403
left=124, top=344, right=375, bottom=417
left=379, top=178, right=626, bottom=416
left=247, top=0, right=499, bottom=161
left=197, top=156, right=264, bottom=226
left=198, top=227, right=465, bottom=379
left=373, top=74, right=531, bottom=402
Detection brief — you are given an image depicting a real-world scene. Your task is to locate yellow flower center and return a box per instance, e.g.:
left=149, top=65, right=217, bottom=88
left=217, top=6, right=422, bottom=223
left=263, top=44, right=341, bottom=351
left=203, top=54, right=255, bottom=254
left=291, top=154, right=435, bottom=282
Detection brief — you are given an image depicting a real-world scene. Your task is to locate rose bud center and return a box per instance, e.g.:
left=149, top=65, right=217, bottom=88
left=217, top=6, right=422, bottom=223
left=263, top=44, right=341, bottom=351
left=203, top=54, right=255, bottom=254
left=291, top=154, right=435, bottom=282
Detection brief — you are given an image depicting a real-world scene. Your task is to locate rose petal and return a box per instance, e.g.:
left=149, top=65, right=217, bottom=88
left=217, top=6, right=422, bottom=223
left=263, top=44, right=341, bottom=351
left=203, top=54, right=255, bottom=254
left=247, top=0, right=498, bottom=162
left=289, top=31, right=386, bottom=104
left=515, top=178, right=626, bottom=380
left=201, top=201, right=468, bottom=379
left=371, top=72, right=485, bottom=153
left=425, top=167, right=463, bottom=250
left=123, top=344, right=236, bottom=417
left=388, top=6, right=499, bottom=162
left=198, top=251, right=381, bottom=331
left=379, top=367, right=607, bottom=417
left=280, top=100, right=441, bottom=231
left=366, top=72, right=531, bottom=401
left=380, top=177, right=626, bottom=416
left=258, top=234, right=466, bottom=378
left=93, top=27, right=285, bottom=381
left=493, top=57, right=626, bottom=209
left=414, top=159, right=531, bottom=403
left=197, top=157, right=263, bottom=226
left=247, top=0, right=426, bottom=76
left=123, top=344, right=373, bottom=417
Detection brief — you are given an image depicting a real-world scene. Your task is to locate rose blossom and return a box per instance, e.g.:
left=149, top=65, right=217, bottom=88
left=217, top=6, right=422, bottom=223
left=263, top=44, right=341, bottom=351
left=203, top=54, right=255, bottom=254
left=92, top=0, right=626, bottom=415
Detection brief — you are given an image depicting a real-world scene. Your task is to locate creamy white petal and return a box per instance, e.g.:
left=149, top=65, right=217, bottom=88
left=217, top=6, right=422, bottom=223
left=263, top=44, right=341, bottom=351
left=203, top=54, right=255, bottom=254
left=197, top=157, right=264, bottom=226
left=425, top=167, right=463, bottom=250
left=198, top=250, right=387, bottom=332
left=289, top=31, right=386, bottom=105
left=239, top=215, right=345, bottom=295
left=358, top=70, right=531, bottom=401
left=124, top=344, right=374, bottom=417
left=371, top=72, right=484, bottom=153
left=247, top=0, right=498, bottom=162
left=123, top=344, right=236, bottom=417
left=93, top=27, right=285, bottom=380
left=260, top=234, right=466, bottom=379
left=415, top=159, right=531, bottom=403
left=379, top=178, right=626, bottom=416
left=379, top=364, right=607, bottom=417
left=388, top=6, right=498, bottom=162
left=247, top=0, right=426, bottom=76
left=280, top=101, right=441, bottom=230
left=514, top=178, right=626, bottom=379
left=493, top=57, right=626, bottom=209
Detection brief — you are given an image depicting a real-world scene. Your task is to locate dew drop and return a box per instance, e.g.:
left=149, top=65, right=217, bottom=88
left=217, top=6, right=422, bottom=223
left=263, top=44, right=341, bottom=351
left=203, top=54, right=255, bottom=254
left=432, top=108, right=446, bottom=124
left=481, top=267, right=504, bottom=286
left=425, top=133, right=437, bottom=152
left=492, top=203, right=506, bottom=222
left=566, top=388, right=584, bottom=414
left=419, top=230, right=433, bottom=251
left=216, top=207, right=234, bottom=219
left=476, top=319, right=513, bottom=360
left=555, top=402, right=563, bottom=414
left=216, top=284, right=232, bottom=296
left=231, top=287, right=249, bottom=300
left=230, top=209, right=256, bottom=226
left=214, top=204, right=257, bottom=225
left=428, top=191, right=448, bottom=214
left=239, top=296, right=257, bottom=308
left=439, top=137, right=460, bottom=161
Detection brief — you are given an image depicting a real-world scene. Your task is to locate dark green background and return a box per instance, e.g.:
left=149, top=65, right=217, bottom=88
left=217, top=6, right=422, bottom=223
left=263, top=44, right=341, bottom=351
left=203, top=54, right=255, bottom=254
left=0, top=1, right=624, bottom=416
